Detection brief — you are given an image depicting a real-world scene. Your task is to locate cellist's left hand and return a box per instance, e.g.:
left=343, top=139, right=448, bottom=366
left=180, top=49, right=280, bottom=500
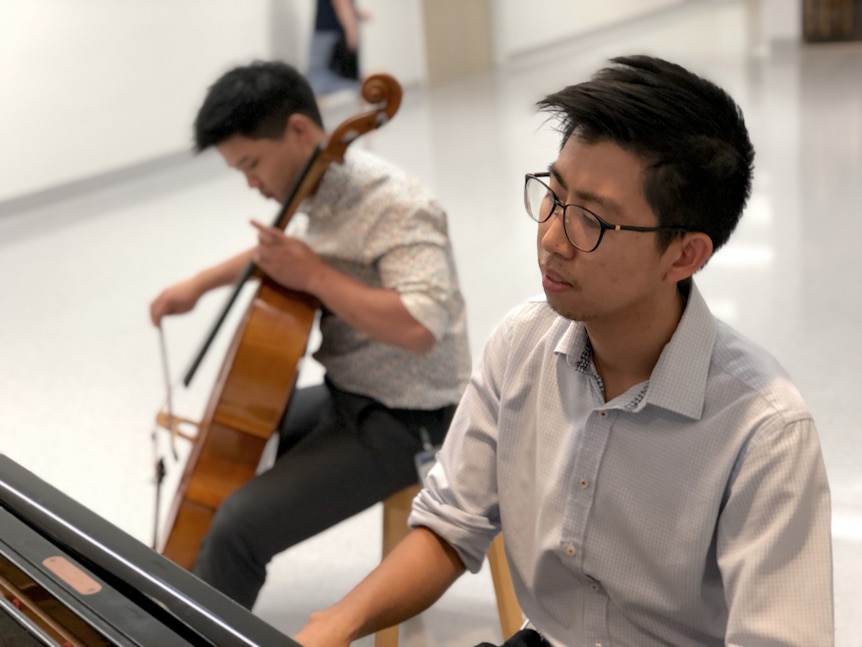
left=250, top=219, right=325, bottom=293
left=250, top=220, right=436, bottom=354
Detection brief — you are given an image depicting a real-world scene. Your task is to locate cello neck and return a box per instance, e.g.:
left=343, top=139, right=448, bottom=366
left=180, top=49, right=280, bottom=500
left=181, top=145, right=324, bottom=387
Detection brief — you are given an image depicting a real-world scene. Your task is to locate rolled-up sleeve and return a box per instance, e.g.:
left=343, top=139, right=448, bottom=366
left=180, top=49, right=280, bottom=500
left=375, top=206, right=457, bottom=341
left=408, top=313, right=514, bottom=571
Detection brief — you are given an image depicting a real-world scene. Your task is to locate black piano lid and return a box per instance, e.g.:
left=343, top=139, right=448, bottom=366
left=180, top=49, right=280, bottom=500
left=1, top=506, right=196, bottom=646
left=0, top=454, right=300, bottom=647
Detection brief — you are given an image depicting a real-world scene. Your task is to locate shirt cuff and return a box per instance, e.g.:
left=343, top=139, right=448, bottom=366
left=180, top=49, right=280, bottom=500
left=400, top=292, right=449, bottom=341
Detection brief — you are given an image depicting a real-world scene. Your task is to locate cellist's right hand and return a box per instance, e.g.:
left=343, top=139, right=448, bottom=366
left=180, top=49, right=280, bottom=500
left=149, top=278, right=204, bottom=326
left=149, top=249, right=257, bottom=326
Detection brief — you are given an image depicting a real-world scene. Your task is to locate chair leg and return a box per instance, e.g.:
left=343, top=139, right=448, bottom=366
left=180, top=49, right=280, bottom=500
left=374, top=624, right=399, bottom=647
left=373, top=486, right=523, bottom=645
left=487, top=535, right=523, bottom=640
left=374, top=485, right=422, bottom=647
left=380, top=485, right=420, bottom=557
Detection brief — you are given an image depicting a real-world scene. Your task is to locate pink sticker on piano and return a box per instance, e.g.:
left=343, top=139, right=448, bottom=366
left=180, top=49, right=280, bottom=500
left=42, top=555, right=102, bottom=595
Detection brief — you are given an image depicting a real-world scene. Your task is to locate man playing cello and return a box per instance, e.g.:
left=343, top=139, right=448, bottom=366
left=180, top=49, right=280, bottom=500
left=150, top=60, right=470, bottom=610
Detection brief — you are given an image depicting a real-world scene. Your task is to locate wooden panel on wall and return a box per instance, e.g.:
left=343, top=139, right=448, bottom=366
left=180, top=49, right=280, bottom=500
left=803, top=0, right=862, bottom=41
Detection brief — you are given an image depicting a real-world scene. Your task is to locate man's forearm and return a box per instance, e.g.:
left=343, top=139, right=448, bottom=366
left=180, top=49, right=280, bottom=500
left=194, top=249, right=255, bottom=292
left=305, top=264, right=436, bottom=354
left=295, top=527, right=465, bottom=646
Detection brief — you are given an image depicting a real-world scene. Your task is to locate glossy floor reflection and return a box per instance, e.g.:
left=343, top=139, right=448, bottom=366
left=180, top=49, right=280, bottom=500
left=1, top=1, right=860, bottom=645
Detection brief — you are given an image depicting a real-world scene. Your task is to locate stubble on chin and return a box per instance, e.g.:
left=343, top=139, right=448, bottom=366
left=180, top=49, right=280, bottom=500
left=547, top=300, right=588, bottom=323
left=544, top=285, right=592, bottom=323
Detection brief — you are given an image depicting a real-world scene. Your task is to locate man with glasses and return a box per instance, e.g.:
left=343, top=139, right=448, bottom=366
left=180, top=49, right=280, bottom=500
left=295, top=55, right=833, bottom=646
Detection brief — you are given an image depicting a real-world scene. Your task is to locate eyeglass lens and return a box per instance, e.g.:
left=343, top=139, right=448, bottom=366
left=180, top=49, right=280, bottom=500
left=525, top=176, right=601, bottom=251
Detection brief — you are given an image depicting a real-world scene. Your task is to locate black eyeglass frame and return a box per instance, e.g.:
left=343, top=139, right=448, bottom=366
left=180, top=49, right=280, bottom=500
left=524, top=172, right=698, bottom=252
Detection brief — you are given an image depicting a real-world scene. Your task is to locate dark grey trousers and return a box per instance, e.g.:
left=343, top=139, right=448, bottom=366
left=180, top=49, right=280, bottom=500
left=192, top=378, right=455, bottom=609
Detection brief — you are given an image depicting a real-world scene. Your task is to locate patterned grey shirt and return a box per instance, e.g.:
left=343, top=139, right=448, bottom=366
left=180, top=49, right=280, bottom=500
left=411, top=282, right=833, bottom=646
left=297, top=148, right=470, bottom=409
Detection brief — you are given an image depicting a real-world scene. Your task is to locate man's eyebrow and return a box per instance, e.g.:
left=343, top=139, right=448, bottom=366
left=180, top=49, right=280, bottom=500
left=548, top=163, right=567, bottom=191
left=548, top=162, right=623, bottom=216
left=233, top=155, right=253, bottom=170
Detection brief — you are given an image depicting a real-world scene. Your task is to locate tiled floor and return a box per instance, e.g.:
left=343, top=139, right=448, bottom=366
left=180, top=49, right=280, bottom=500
left=1, top=1, right=859, bottom=644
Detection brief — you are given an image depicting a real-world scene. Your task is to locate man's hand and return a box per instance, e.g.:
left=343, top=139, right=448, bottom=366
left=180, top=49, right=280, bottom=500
left=251, top=220, right=326, bottom=293
left=148, top=249, right=255, bottom=326
left=250, top=220, right=436, bottom=353
left=293, top=609, right=355, bottom=647
left=149, top=279, right=203, bottom=326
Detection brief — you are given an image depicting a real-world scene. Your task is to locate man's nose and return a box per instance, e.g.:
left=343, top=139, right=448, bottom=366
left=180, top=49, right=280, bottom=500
left=539, top=213, right=574, bottom=257
left=244, top=172, right=261, bottom=189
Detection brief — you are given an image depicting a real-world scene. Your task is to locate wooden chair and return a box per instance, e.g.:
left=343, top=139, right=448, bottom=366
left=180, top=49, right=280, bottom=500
left=374, top=484, right=523, bottom=647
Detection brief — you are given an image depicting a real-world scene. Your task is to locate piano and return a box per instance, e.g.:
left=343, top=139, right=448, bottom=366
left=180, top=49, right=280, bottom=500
left=0, top=454, right=299, bottom=646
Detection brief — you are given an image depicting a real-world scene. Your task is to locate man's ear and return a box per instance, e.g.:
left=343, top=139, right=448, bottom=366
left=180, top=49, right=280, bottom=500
left=284, top=113, right=311, bottom=137
left=663, top=232, right=713, bottom=284
left=281, top=113, right=324, bottom=155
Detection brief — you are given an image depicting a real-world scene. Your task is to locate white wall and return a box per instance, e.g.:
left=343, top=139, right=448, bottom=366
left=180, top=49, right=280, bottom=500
left=491, top=0, right=687, bottom=63
left=0, top=1, right=278, bottom=202
left=0, top=0, right=430, bottom=204
left=4, top=0, right=783, bottom=205
left=748, top=0, right=802, bottom=53
left=360, top=0, right=428, bottom=89
left=762, top=0, right=800, bottom=41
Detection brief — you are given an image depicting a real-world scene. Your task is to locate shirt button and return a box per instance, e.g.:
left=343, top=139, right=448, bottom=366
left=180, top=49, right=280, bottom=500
left=579, top=478, right=589, bottom=488
left=565, top=543, right=577, bottom=556
left=599, top=410, right=608, bottom=418
left=591, top=583, right=599, bottom=591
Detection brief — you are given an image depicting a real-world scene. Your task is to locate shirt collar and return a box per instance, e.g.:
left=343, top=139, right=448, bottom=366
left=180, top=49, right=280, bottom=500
left=304, top=148, right=357, bottom=216
left=554, top=281, right=715, bottom=419
left=646, top=281, right=715, bottom=418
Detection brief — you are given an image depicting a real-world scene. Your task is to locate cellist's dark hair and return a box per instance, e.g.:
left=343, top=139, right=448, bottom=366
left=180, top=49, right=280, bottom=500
left=193, top=60, right=323, bottom=152
left=537, top=55, right=755, bottom=254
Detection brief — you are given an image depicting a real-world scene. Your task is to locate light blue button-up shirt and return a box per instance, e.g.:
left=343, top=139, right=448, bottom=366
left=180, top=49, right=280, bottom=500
left=410, top=283, right=833, bottom=646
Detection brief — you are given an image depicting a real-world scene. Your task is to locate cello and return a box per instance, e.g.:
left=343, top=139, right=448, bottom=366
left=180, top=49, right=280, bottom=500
left=155, top=74, right=403, bottom=569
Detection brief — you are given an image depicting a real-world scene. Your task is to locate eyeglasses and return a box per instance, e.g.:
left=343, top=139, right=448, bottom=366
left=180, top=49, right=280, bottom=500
left=524, top=172, right=695, bottom=253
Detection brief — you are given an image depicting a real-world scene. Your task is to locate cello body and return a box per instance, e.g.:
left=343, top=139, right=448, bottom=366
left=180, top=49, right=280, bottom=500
left=159, top=281, right=317, bottom=568
left=157, top=75, right=403, bottom=569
